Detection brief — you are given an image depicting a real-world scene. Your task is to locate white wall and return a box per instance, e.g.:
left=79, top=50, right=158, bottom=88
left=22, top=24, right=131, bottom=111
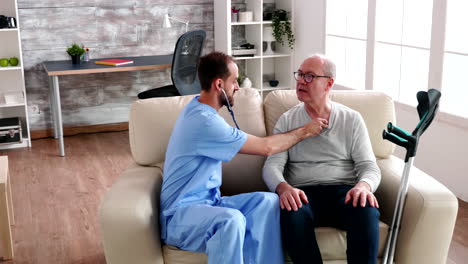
left=294, top=0, right=326, bottom=70
left=294, top=0, right=468, bottom=202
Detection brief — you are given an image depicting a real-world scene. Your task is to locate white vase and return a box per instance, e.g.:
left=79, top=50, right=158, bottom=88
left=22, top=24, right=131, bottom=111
left=241, top=77, right=252, bottom=88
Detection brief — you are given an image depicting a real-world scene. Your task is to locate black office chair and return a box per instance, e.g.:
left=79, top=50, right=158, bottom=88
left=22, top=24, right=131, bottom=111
left=138, top=30, right=206, bottom=99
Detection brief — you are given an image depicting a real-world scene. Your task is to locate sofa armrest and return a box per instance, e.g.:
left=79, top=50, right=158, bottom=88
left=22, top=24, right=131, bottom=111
left=99, top=162, right=164, bottom=264
left=376, top=155, right=458, bottom=264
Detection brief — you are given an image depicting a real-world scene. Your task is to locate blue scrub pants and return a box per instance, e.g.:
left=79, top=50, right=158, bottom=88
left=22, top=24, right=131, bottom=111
left=280, top=185, right=380, bottom=264
left=165, top=192, right=284, bottom=264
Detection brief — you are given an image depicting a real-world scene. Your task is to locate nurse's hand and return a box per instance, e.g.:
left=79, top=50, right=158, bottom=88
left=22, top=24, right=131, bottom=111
left=303, top=118, right=328, bottom=138
left=276, top=182, right=309, bottom=211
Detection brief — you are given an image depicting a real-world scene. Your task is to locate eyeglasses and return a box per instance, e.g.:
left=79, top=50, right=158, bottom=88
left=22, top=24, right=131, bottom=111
left=293, top=72, right=330, bottom=83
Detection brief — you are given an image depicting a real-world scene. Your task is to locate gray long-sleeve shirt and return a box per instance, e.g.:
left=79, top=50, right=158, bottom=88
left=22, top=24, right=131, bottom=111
left=263, top=102, right=381, bottom=192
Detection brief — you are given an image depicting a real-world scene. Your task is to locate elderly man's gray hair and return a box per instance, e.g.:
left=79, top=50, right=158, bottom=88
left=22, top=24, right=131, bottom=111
left=308, top=54, right=336, bottom=79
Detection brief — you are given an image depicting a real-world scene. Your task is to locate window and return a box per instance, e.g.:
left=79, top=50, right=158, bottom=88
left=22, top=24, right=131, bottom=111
left=442, top=0, right=468, bottom=118
left=325, top=0, right=468, bottom=119
left=325, top=0, right=368, bottom=90
left=374, top=0, right=432, bottom=106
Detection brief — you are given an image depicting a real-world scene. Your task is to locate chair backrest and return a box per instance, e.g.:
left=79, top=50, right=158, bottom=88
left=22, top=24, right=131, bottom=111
left=171, top=30, right=206, bottom=96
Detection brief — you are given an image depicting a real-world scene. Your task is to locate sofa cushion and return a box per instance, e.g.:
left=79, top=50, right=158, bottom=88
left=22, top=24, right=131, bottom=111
left=162, top=221, right=389, bottom=263
left=263, top=89, right=396, bottom=159
left=220, top=88, right=269, bottom=195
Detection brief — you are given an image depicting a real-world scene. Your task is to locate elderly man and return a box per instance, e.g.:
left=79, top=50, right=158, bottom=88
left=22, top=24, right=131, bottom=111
left=159, top=52, right=327, bottom=264
left=263, top=54, right=381, bottom=264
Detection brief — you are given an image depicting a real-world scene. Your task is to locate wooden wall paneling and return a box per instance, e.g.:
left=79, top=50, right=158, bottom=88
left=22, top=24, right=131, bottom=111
left=96, top=7, right=139, bottom=46
left=18, top=7, right=97, bottom=29
left=24, top=70, right=49, bottom=90
left=17, top=1, right=215, bottom=132
left=17, top=0, right=97, bottom=8
left=20, top=27, right=98, bottom=51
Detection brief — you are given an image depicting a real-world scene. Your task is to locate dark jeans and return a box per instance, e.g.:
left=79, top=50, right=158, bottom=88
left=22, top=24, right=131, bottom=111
left=281, top=185, right=380, bottom=264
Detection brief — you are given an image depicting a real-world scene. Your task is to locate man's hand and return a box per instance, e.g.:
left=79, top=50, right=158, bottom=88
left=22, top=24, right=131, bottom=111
left=344, top=181, right=379, bottom=208
left=303, top=118, right=328, bottom=138
left=276, top=182, right=309, bottom=211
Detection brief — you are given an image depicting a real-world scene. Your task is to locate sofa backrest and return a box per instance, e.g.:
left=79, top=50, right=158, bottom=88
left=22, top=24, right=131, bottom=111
left=263, top=89, right=396, bottom=159
left=129, top=87, right=267, bottom=165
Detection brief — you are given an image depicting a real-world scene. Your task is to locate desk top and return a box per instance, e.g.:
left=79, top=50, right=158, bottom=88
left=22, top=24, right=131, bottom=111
left=43, top=54, right=172, bottom=76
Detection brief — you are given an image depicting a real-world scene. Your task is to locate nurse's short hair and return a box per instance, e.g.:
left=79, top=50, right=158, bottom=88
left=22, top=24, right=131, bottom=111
left=198, top=51, right=235, bottom=91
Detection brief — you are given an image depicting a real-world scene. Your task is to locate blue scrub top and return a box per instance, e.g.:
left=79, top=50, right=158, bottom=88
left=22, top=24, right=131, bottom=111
left=160, top=97, right=247, bottom=239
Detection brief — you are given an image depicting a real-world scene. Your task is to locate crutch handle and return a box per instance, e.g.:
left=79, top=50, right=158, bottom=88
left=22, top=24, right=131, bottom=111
left=387, top=122, right=416, bottom=144
left=382, top=130, right=410, bottom=148
left=383, top=123, right=417, bottom=162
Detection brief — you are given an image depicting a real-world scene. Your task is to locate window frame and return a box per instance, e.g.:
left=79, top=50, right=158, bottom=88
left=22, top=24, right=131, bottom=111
left=324, top=0, right=468, bottom=129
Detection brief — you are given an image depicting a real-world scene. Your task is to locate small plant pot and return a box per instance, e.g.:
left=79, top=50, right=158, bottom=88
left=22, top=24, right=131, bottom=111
left=275, top=10, right=288, bottom=21
left=71, top=55, right=81, bottom=64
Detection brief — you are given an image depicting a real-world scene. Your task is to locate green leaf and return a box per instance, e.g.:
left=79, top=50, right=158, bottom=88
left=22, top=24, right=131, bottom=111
left=66, top=43, right=85, bottom=56
left=271, top=9, right=295, bottom=49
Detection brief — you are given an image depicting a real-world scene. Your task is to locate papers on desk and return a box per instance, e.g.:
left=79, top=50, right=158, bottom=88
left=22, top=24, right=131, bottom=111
left=95, top=59, right=134, bottom=66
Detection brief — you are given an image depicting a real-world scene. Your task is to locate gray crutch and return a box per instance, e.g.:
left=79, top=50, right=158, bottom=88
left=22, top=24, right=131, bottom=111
left=381, top=88, right=441, bottom=264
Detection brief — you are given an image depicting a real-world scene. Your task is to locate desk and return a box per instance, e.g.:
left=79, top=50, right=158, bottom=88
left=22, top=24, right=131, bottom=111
left=43, top=55, right=172, bottom=157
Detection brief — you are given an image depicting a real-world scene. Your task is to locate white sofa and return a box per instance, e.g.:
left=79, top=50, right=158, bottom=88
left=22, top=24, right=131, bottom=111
left=99, top=88, right=458, bottom=264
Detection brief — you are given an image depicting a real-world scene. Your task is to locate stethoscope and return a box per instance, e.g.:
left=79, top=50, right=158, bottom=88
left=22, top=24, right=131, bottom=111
left=221, top=88, right=240, bottom=129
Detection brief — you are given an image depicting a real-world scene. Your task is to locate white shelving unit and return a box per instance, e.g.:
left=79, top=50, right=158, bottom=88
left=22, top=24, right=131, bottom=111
left=214, top=0, right=295, bottom=97
left=0, top=0, right=31, bottom=149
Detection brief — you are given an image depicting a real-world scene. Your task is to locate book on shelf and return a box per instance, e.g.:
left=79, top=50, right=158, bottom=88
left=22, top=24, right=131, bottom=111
left=95, top=59, right=134, bottom=66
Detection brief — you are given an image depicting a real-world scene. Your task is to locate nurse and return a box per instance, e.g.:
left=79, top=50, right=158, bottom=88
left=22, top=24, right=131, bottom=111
left=159, top=51, right=328, bottom=264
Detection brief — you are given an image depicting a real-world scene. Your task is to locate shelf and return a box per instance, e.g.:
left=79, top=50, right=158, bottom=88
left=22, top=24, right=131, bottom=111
left=262, top=83, right=291, bottom=91
left=233, top=54, right=291, bottom=60
left=0, top=28, right=18, bottom=32
left=231, top=21, right=263, bottom=26
left=233, top=56, right=262, bottom=61
left=231, top=21, right=293, bottom=26
left=0, top=103, right=25, bottom=108
left=262, top=53, right=291, bottom=58
left=0, top=0, right=31, bottom=150
left=215, top=0, right=295, bottom=98
left=0, top=138, right=30, bottom=150
left=261, top=20, right=293, bottom=25
left=0, top=66, right=22, bottom=71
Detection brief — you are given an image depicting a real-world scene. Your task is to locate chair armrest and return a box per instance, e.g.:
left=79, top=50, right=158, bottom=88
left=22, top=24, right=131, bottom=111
left=99, top=162, right=164, bottom=264
left=376, top=156, right=458, bottom=264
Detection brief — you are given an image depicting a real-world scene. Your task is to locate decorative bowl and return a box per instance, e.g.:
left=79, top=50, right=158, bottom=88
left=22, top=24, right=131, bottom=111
left=269, top=80, right=279, bottom=87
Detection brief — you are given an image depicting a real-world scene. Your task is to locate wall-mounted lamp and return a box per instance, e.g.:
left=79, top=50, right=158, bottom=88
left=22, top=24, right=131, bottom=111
left=162, top=14, right=189, bottom=33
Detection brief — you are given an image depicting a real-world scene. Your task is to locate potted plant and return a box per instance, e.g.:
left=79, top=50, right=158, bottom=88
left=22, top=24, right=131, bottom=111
left=66, top=43, right=85, bottom=64
left=271, top=9, right=295, bottom=49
